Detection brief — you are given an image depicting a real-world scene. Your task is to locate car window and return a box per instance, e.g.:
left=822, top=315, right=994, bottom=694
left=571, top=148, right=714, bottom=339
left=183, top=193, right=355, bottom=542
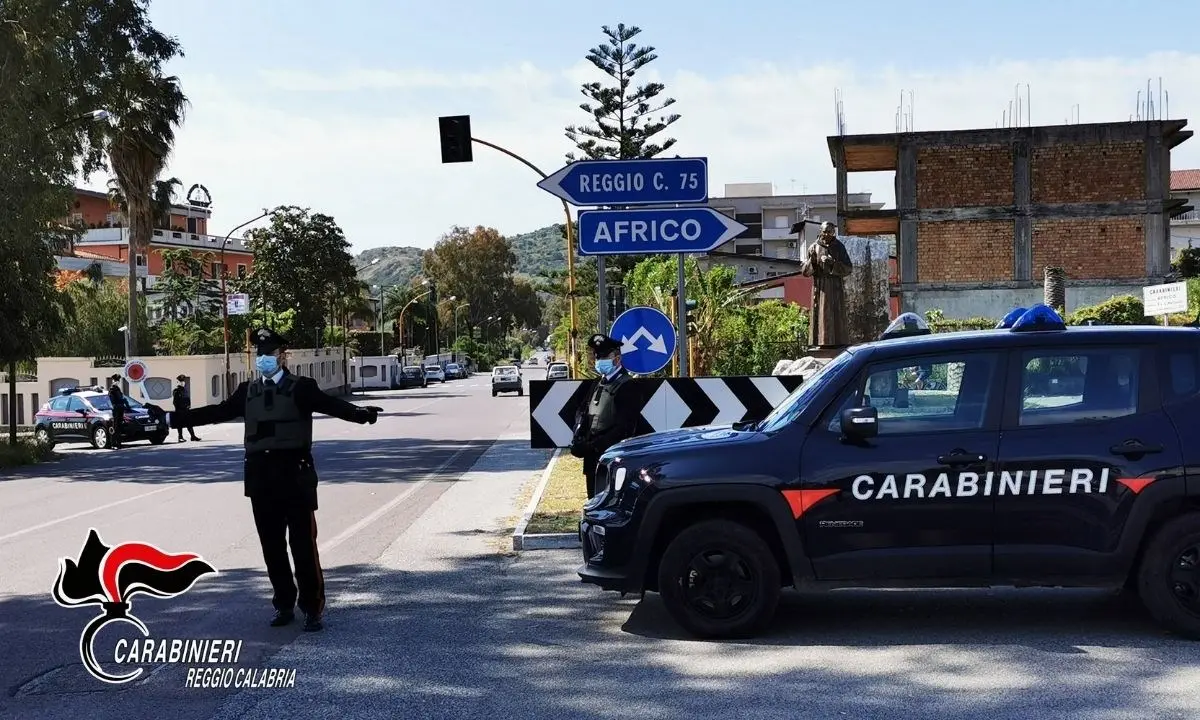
left=67, top=396, right=86, bottom=412
left=826, top=352, right=1000, bottom=435
left=1018, top=348, right=1139, bottom=426
left=50, top=396, right=70, bottom=411
left=1164, top=347, right=1199, bottom=403
left=758, top=350, right=856, bottom=433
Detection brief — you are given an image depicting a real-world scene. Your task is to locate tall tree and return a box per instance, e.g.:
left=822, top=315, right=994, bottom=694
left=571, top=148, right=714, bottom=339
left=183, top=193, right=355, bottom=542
left=422, top=225, right=520, bottom=330
left=564, top=23, right=683, bottom=280
left=105, top=66, right=188, bottom=357
left=244, top=206, right=356, bottom=348
left=0, top=0, right=179, bottom=440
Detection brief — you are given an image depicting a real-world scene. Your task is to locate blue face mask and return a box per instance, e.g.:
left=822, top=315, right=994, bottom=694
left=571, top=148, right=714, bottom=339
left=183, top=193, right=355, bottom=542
left=256, top=354, right=279, bottom=375
left=594, top=359, right=615, bottom=375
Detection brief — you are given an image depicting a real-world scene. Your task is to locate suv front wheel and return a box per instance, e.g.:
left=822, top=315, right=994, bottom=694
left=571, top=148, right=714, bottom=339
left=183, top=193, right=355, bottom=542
left=656, top=519, right=781, bottom=639
left=1136, top=512, right=1200, bottom=640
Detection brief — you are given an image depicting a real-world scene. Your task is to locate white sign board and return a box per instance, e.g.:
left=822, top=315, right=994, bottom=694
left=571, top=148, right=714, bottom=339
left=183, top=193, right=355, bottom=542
left=1142, top=282, right=1188, bottom=316
left=226, top=293, right=250, bottom=315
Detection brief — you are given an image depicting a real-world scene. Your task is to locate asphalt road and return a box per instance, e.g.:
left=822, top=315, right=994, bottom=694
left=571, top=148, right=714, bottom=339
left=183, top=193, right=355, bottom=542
left=3, top=364, right=1200, bottom=719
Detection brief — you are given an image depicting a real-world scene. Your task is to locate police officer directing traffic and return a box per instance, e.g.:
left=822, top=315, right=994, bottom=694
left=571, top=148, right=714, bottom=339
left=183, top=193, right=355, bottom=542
left=570, top=333, right=641, bottom=497
left=151, top=327, right=382, bottom=632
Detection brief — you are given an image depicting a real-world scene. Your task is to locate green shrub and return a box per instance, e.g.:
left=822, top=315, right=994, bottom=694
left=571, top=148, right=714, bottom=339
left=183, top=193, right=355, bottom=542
left=0, top=438, right=59, bottom=469
left=1065, top=295, right=1152, bottom=326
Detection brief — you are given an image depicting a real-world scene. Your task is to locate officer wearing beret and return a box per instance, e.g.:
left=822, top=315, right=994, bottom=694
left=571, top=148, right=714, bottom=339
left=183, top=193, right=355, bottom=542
left=153, top=327, right=382, bottom=632
left=570, top=333, right=640, bottom=497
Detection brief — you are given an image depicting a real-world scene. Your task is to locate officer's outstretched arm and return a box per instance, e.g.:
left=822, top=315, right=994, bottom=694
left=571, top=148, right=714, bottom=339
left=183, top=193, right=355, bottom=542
left=169, top=381, right=249, bottom=427
left=299, top=378, right=379, bottom=424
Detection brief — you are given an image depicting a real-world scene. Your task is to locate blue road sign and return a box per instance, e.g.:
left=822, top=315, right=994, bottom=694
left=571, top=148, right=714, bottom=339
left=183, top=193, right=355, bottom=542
left=536, top=157, right=708, bottom=206
left=577, top=207, right=749, bottom=256
left=611, top=306, right=677, bottom=375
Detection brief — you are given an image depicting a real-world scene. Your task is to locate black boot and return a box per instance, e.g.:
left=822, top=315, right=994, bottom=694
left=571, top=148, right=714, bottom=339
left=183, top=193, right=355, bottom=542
left=269, top=609, right=294, bottom=627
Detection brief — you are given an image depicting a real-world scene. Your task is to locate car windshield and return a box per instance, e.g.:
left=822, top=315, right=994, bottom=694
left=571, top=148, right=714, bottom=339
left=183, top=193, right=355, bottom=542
left=402, top=367, right=421, bottom=375
left=494, top=366, right=517, bottom=375
left=756, top=350, right=856, bottom=433
left=424, top=366, right=439, bottom=372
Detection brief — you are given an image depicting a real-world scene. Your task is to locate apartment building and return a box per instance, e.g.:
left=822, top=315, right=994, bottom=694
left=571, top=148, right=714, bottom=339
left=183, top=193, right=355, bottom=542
left=698, top=182, right=885, bottom=301
left=1171, top=168, right=1200, bottom=254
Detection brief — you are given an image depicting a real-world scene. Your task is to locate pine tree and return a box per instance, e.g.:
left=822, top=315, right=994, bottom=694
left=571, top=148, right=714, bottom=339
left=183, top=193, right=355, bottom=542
left=564, top=23, right=683, bottom=281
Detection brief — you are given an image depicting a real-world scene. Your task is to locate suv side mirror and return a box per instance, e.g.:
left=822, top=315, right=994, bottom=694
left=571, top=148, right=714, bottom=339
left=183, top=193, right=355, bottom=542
left=840, top=405, right=878, bottom=440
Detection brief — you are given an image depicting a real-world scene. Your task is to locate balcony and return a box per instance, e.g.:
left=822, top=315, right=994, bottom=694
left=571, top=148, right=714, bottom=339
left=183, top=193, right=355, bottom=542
left=76, top=227, right=252, bottom=252
left=761, top=227, right=799, bottom=240
left=1174, top=210, right=1200, bottom=222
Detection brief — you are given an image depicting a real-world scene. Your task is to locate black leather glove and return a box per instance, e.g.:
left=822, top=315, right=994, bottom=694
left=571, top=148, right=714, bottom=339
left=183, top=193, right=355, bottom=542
left=355, top=406, right=382, bottom=424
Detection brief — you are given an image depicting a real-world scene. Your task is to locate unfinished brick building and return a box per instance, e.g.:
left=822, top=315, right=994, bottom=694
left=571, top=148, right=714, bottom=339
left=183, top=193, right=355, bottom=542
left=827, top=119, right=1192, bottom=318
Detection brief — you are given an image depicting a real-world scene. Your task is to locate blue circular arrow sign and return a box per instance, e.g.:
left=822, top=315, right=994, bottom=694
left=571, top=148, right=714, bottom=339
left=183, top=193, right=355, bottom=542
left=611, top=306, right=677, bottom=375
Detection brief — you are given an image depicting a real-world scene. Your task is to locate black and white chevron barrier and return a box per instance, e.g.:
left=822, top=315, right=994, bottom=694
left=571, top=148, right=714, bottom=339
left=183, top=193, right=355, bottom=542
left=528, top=376, right=806, bottom=449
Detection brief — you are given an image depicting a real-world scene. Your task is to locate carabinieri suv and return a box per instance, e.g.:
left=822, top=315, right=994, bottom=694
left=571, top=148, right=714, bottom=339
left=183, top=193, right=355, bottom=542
left=578, top=305, right=1200, bottom=640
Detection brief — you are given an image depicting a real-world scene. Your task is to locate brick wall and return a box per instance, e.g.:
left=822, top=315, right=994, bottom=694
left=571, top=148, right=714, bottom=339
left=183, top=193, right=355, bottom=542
left=917, top=220, right=1014, bottom=282
left=1031, top=217, right=1144, bottom=280
left=916, top=145, right=1014, bottom=208
left=1031, top=141, right=1145, bottom=204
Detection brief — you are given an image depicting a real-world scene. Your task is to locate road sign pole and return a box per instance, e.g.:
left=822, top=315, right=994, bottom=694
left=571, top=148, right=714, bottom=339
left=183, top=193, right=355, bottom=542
left=676, top=254, right=688, bottom=377
left=669, top=292, right=679, bottom=377
left=597, top=256, right=607, bottom=335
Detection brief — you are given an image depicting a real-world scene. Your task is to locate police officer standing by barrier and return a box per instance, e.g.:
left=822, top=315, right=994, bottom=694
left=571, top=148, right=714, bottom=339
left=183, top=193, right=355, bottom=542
left=172, top=374, right=201, bottom=442
left=570, top=333, right=640, bottom=497
left=107, top=374, right=127, bottom=449
left=148, top=328, right=381, bottom=632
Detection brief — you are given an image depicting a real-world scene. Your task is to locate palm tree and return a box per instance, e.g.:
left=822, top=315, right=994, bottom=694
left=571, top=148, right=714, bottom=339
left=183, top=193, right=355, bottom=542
left=152, top=177, right=182, bottom=228
left=104, top=64, right=188, bottom=356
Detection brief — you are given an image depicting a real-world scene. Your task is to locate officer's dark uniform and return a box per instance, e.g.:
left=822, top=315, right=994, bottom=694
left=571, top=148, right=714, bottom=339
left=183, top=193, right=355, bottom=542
left=570, top=333, right=641, bottom=497
left=107, top=375, right=126, bottom=449
left=172, top=375, right=200, bottom=442
left=158, top=328, right=380, bottom=632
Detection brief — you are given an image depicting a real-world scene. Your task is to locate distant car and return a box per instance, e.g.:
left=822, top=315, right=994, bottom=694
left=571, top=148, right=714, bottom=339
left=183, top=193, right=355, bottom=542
left=424, top=365, right=446, bottom=383
left=444, top=362, right=465, bottom=379
left=34, top=387, right=168, bottom=449
left=397, top=365, right=427, bottom=389
left=491, top=365, right=522, bottom=396
left=546, top=362, right=569, bottom=380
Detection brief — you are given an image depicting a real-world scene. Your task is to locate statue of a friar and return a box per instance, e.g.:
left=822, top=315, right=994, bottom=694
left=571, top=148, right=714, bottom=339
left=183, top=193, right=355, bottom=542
left=800, top=221, right=854, bottom=348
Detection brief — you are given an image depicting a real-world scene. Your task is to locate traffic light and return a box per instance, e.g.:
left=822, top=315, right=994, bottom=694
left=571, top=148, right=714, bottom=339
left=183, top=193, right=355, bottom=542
left=607, top=285, right=627, bottom=318
left=685, top=299, right=698, bottom=333
left=438, top=115, right=473, bottom=163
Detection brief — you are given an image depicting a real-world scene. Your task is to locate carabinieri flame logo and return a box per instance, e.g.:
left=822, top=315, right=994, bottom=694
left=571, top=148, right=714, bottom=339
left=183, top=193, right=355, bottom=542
left=51, top=529, right=217, bottom=684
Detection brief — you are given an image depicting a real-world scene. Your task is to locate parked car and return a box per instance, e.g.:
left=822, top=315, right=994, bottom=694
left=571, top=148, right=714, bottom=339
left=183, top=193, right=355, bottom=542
left=445, top=362, right=465, bottom=379
left=34, top=387, right=168, bottom=449
left=491, top=365, right=523, bottom=396
left=546, top=362, right=569, bottom=380
left=397, top=365, right=427, bottom=389
left=424, top=364, right=446, bottom=383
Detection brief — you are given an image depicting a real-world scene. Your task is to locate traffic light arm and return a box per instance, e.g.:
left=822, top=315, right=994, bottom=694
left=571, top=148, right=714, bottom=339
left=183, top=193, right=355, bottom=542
left=437, top=117, right=580, bottom=378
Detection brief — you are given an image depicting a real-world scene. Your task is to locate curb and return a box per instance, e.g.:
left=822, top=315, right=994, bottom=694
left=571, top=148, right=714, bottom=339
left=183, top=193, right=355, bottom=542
left=512, top=448, right=581, bottom=551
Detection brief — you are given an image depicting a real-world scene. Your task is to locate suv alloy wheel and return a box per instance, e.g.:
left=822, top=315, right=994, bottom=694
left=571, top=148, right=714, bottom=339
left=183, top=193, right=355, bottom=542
left=91, top=424, right=109, bottom=449
left=34, top=426, right=54, bottom=448
left=656, top=519, right=781, bottom=638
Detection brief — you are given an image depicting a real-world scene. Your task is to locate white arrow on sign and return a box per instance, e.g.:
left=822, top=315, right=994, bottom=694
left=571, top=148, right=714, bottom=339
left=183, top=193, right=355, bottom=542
left=750, top=376, right=792, bottom=408
left=695, top=378, right=748, bottom=425
left=641, top=382, right=692, bottom=433
left=532, top=381, right=581, bottom=447
left=620, top=326, right=668, bottom=354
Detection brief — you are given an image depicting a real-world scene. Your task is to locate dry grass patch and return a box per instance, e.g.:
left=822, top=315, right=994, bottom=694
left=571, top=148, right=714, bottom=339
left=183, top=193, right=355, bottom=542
left=525, top=453, right=587, bottom=534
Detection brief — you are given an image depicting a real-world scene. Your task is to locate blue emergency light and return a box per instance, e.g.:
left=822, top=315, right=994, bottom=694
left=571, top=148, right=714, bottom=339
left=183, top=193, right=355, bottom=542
left=996, top=307, right=1028, bottom=329
left=1009, top=303, right=1066, bottom=332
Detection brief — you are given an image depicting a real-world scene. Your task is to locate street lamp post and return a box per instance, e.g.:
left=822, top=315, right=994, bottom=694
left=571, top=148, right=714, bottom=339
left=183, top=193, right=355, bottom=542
left=221, top=209, right=271, bottom=398
left=433, top=295, right=456, bottom=357
left=453, top=302, right=469, bottom=352
left=397, top=280, right=431, bottom=366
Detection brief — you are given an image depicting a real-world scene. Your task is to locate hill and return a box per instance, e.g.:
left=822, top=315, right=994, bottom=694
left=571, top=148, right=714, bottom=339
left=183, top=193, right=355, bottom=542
left=353, top=224, right=566, bottom=287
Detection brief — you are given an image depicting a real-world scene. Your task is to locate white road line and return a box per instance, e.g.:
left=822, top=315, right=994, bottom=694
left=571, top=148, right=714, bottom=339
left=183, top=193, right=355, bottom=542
left=0, top=486, right=175, bottom=542
left=318, top=439, right=483, bottom=554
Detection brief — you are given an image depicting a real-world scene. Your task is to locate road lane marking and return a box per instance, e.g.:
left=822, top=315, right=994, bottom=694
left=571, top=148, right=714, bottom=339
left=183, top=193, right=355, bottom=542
left=0, top=487, right=174, bottom=542
left=318, top=439, right=483, bottom=554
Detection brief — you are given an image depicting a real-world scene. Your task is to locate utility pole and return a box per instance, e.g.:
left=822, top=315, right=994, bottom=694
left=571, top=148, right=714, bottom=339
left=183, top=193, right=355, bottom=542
left=676, top=254, right=688, bottom=376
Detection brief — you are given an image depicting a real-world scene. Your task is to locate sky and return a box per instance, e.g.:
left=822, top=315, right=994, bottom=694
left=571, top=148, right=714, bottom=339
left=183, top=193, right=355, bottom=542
left=76, top=0, right=1200, bottom=254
